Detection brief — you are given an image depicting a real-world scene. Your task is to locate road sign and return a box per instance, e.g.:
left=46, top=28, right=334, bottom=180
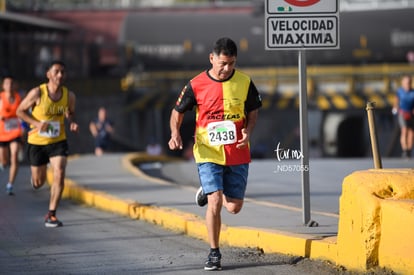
left=265, top=0, right=339, bottom=50
left=267, top=0, right=338, bottom=14
left=264, top=0, right=340, bottom=226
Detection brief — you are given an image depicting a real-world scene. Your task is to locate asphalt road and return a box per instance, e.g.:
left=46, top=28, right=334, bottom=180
left=0, top=162, right=396, bottom=275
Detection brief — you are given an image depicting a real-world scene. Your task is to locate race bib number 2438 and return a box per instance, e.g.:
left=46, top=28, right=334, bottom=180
left=207, top=121, right=237, bottom=146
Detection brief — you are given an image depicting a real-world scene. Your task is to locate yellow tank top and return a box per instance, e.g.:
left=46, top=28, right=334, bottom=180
left=28, top=84, right=68, bottom=145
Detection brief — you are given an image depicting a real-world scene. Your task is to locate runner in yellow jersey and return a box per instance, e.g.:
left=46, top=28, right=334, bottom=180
left=169, top=37, right=262, bottom=271
left=17, top=60, right=79, bottom=228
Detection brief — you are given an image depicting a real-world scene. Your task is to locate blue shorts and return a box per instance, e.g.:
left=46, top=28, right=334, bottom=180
left=197, top=162, right=249, bottom=200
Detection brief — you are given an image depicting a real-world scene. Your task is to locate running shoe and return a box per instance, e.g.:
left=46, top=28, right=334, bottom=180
left=195, top=187, right=207, bottom=207
left=44, top=215, right=63, bottom=228
left=6, top=184, right=13, bottom=196
left=30, top=178, right=42, bottom=190
left=204, top=251, right=222, bottom=271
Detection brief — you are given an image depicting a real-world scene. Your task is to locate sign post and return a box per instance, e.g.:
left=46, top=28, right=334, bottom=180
left=298, top=49, right=311, bottom=224
left=265, top=0, right=339, bottom=226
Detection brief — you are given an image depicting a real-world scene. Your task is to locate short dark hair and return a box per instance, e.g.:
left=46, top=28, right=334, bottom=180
left=212, top=37, right=237, bottom=57
left=2, top=74, right=14, bottom=81
left=47, top=60, right=65, bottom=71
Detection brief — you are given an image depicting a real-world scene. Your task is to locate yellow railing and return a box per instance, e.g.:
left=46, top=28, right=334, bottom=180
left=0, top=0, right=5, bottom=12
left=121, top=63, right=414, bottom=111
left=122, top=63, right=414, bottom=94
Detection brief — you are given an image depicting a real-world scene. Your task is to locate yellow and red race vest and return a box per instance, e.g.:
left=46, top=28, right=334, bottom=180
left=176, top=70, right=261, bottom=165
left=28, top=84, right=68, bottom=145
left=0, top=92, right=22, bottom=142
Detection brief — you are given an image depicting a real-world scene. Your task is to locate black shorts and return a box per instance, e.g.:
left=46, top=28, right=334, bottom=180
left=28, top=140, right=69, bottom=166
left=0, top=137, right=22, bottom=147
left=95, top=136, right=110, bottom=150
left=398, top=113, right=414, bottom=129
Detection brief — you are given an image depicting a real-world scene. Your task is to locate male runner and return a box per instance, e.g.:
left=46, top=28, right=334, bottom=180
left=17, top=60, right=79, bottom=227
left=168, top=37, right=262, bottom=270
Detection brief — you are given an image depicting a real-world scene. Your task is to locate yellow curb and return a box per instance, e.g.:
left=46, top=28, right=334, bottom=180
left=122, top=153, right=338, bottom=259
left=47, top=153, right=338, bottom=264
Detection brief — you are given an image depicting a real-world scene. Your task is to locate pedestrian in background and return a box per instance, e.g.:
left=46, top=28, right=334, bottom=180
left=146, top=137, right=162, bottom=156
left=0, top=75, right=23, bottom=195
left=89, top=107, right=114, bottom=156
left=168, top=37, right=262, bottom=271
left=393, top=74, right=414, bottom=158
left=17, top=60, right=79, bottom=227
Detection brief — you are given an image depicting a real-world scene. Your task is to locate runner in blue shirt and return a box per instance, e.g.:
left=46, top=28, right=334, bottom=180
left=393, top=75, right=414, bottom=158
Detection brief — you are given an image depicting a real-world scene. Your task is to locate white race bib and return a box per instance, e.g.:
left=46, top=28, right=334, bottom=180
left=207, top=121, right=237, bottom=146
left=38, top=121, right=60, bottom=138
left=4, top=118, right=19, bottom=131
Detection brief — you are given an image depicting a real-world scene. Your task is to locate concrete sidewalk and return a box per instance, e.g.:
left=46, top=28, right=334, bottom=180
left=58, top=153, right=344, bottom=261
